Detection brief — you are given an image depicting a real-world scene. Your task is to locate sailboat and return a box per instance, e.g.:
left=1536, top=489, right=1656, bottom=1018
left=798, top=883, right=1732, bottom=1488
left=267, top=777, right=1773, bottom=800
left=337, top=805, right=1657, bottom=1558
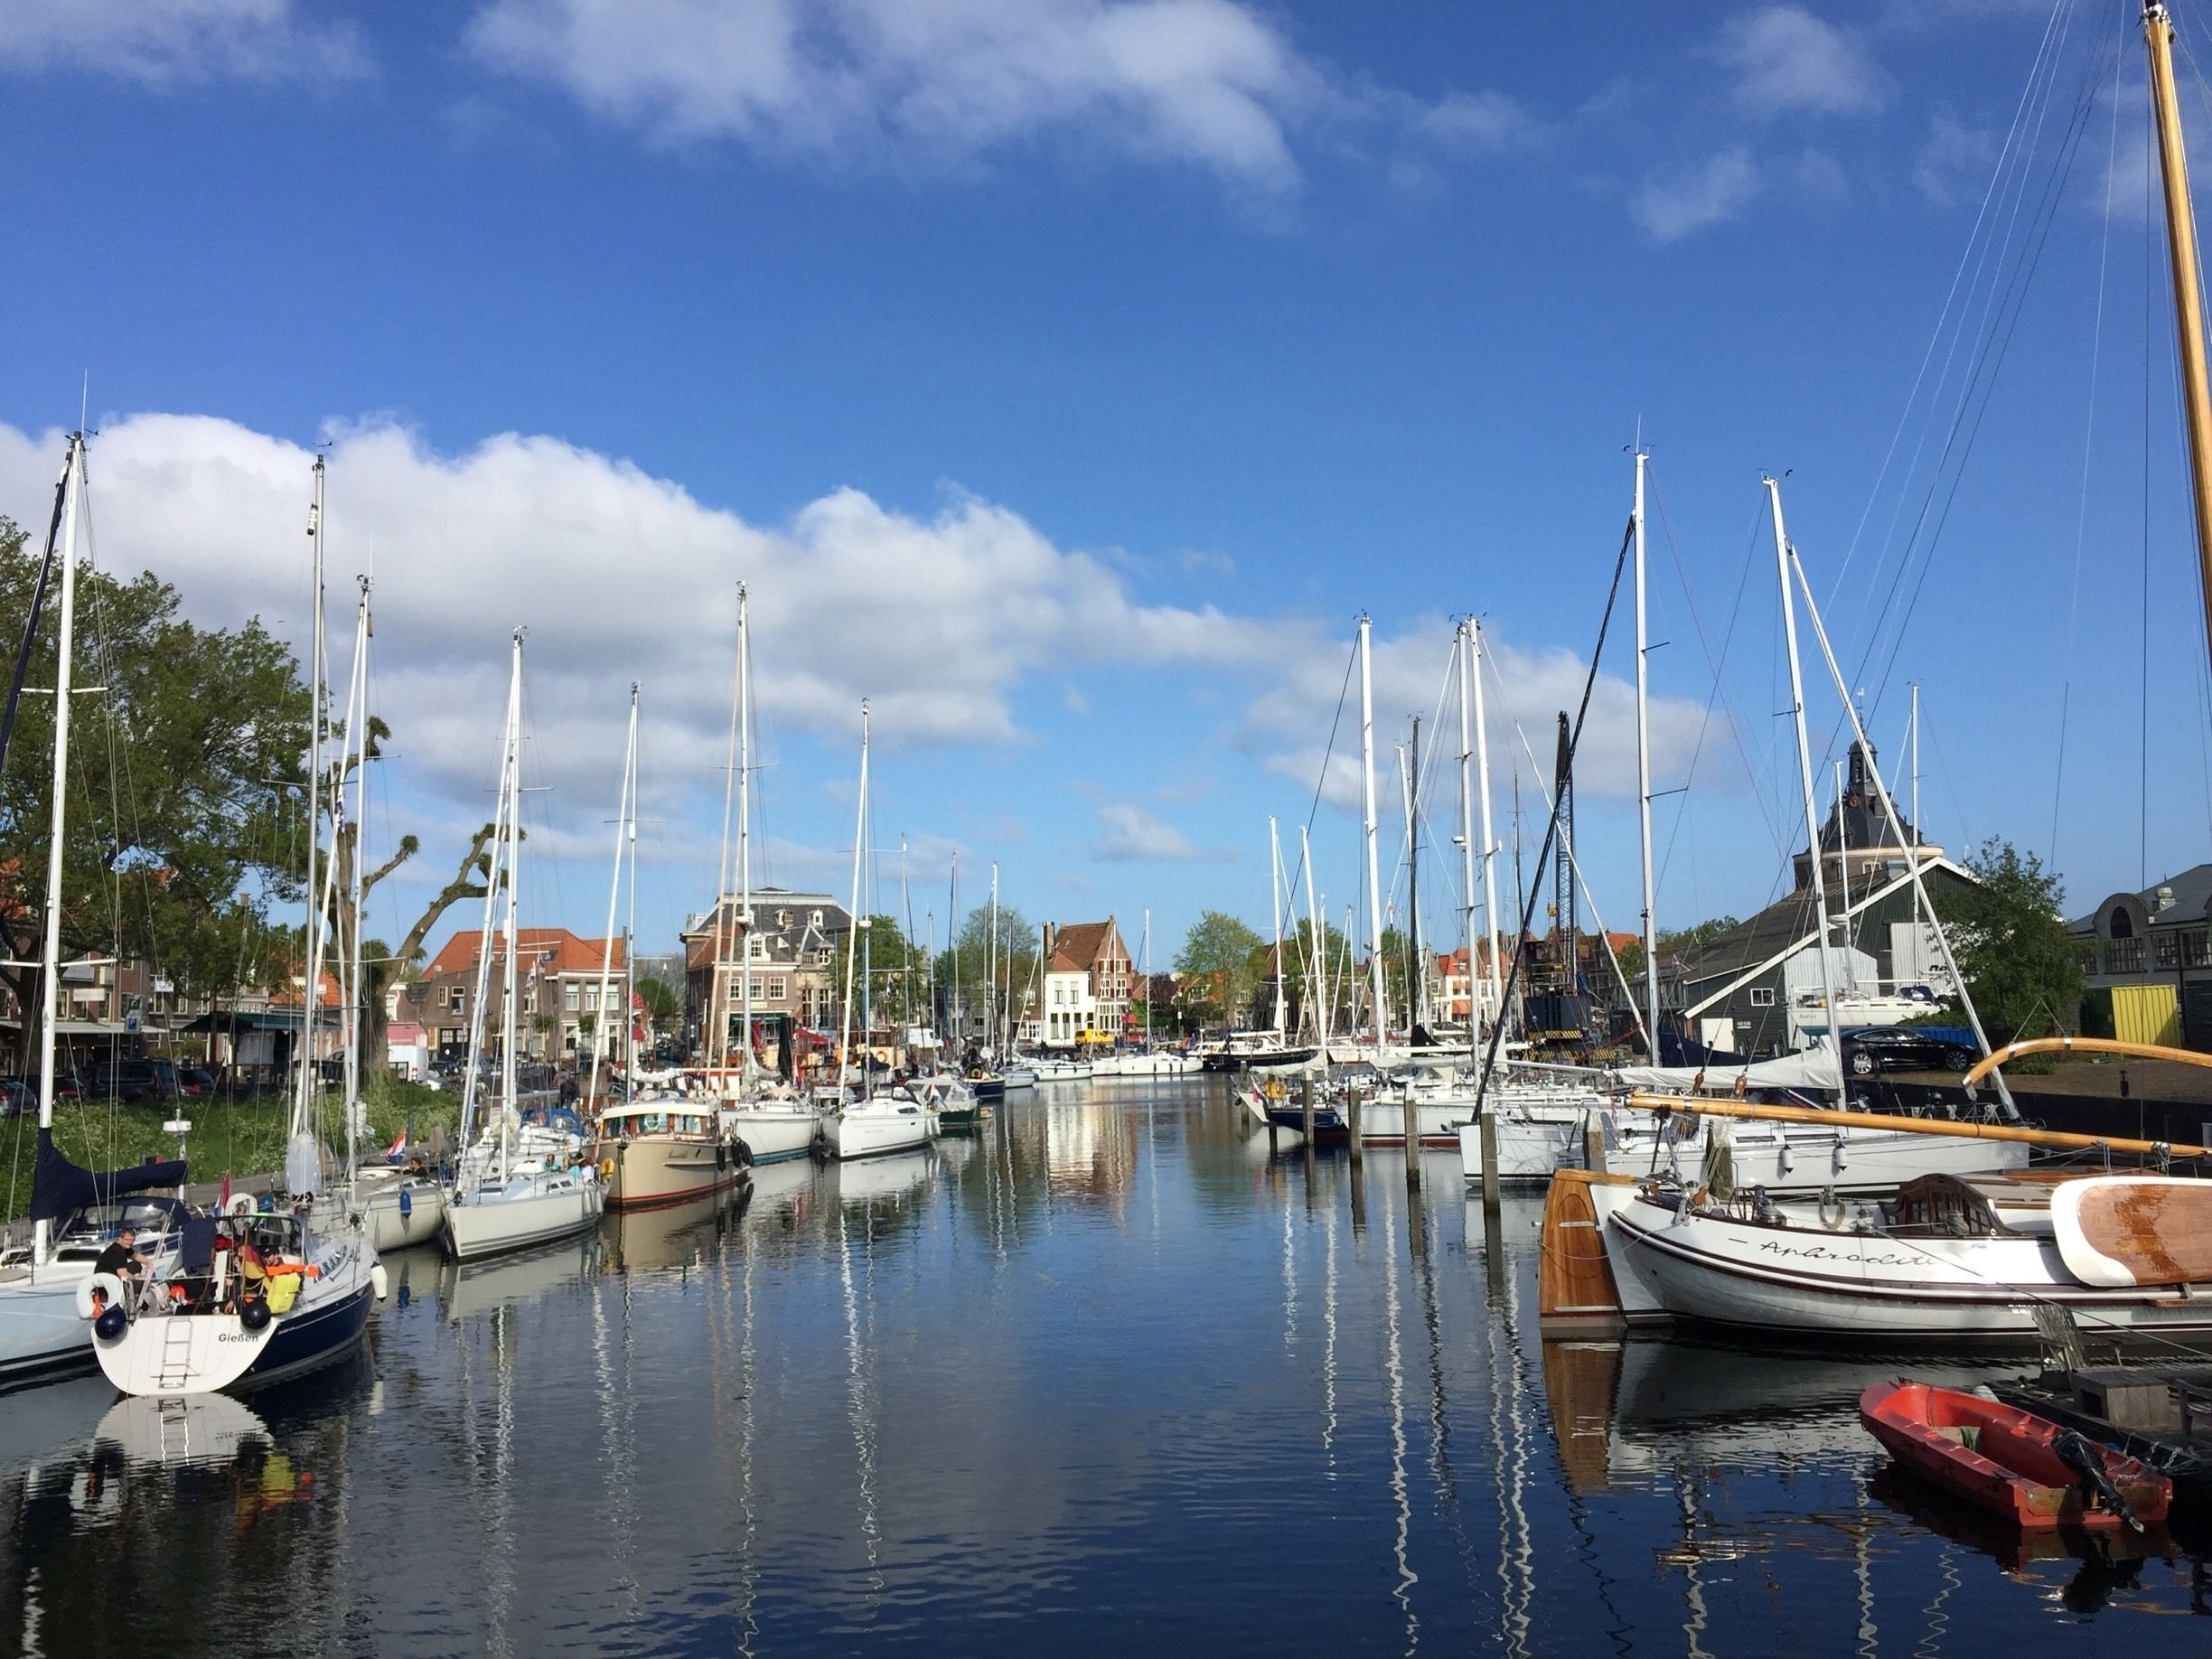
left=0, top=434, right=191, bottom=1388
left=713, top=585, right=825, bottom=1165
left=91, top=455, right=384, bottom=1396
left=328, top=576, right=445, bottom=1251
left=593, top=685, right=747, bottom=1209
left=442, top=630, right=605, bottom=1260
left=825, top=703, right=935, bottom=1160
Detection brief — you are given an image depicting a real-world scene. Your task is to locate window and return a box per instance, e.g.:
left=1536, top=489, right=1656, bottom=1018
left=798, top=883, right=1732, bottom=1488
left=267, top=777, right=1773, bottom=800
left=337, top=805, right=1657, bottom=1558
left=2110, top=906, right=2135, bottom=939
left=1748, top=987, right=1776, bottom=1008
left=811, top=910, right=823, bottom=927
left=566, top=984, right=579, bottom=1013
left=2107, top=938, right=2146, bottom=974
left=447, top=986, right=465, bottom=1011
left=585, top=985, right=600, bottom=1013
left=767, top=978, right=787, bottom=1000
left=2188, top=930, right=2211, bottom=970
left=2156, top=931, right=2182, bottom=971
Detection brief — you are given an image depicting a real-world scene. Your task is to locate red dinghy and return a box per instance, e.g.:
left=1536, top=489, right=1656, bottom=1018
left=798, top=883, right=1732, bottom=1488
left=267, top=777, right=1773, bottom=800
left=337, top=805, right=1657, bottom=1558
left=1860, top=1381, right=2170, bottom=1531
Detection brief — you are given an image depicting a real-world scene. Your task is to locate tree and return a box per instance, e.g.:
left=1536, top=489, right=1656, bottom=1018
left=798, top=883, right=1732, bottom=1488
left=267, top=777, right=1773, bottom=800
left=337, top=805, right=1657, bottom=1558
left=1175, top=911, right=1263, bottom=1026
left=635, top=977, right=678, bottom=1025
left=1933, top=837, right=2082, bottom=1043
left=941, top=903, right=1037, bottom=1031
left=356, top=821, right=501, bottom=1071
left=830, top=914, right=930, bottom=1034
left=0, top=519, right=311, bottom=1064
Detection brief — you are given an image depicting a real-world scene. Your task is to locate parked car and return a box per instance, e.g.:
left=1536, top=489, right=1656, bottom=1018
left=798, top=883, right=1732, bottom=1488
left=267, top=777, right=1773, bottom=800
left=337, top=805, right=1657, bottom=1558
left=177, top=1067, right=217, bottom=1098
left=89, top=1056, right=177, bottom=1102
left=0, top=1079, right=29, bottom=1118
left=1842, top=1026, right=1980, bottom=1077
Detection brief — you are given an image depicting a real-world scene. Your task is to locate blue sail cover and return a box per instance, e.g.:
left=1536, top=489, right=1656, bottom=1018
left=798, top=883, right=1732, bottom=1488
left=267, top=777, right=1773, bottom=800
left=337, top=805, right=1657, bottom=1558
left=30, top=1126, right=188, bottom=1223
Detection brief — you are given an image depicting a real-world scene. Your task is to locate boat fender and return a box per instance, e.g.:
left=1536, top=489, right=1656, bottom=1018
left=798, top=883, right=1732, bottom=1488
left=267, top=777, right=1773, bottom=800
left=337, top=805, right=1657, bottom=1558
left=1818, top=1187, right=1847, bottom=1231
left=239, top=1297, right=273, bottom=1331
left=598, top=1157, right=616, bottom=1184
left=370, top=1262, right=389, bottom=1300
left=717, top=1142, right=726, bottom=1172
left=398, top=1186, right=413, bottom=1219
left=227, top=1194, right=258, bottom=1218
left=76, top=1270, right=129, bottom=1321
left=734, top=1138, right=755, bottom=1167
left=94, top=1304, right=128, bottom=1341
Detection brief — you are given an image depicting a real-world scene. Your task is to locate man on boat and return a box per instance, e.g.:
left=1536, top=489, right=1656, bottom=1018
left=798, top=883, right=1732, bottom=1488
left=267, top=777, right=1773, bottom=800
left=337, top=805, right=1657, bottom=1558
left=93, top=1223, right=145, bottom=1308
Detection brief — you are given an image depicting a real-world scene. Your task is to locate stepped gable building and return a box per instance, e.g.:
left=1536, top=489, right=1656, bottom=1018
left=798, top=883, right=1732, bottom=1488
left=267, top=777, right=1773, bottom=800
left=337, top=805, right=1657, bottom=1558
left=1040, top=918, right=1135, bottom=1043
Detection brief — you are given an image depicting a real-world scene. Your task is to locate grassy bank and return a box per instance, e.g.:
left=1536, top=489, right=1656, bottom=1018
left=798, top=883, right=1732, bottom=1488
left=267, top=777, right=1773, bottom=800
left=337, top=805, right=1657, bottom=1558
left=0, top=1077, right=462, bottom=1222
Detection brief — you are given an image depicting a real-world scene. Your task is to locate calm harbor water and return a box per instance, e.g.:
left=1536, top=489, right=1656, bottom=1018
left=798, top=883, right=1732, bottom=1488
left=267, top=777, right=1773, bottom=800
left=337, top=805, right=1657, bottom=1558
left=2, top=1077, right=2207, bottom=1654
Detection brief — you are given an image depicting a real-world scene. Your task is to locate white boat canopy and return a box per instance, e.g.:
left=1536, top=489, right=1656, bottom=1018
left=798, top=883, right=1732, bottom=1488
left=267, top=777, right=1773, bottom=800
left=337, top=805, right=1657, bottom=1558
left=1614, top=1039, right=1842, bottom=1096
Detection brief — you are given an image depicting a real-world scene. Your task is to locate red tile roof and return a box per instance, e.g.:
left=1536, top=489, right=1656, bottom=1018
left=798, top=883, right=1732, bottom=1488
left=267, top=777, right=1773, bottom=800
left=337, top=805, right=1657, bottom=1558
left=423, top=927, right=624, bottom=978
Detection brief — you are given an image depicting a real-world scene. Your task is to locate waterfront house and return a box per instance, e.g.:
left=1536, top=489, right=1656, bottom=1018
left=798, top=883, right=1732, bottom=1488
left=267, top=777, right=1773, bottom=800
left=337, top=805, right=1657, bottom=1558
left=681, top=887, right=851, bottom=1052
left=2068, top=863, right=2212, bottom=1048
left=400, top=928, right=624, bottom=1062
left=1041, top=919, right=1135, bottom=1042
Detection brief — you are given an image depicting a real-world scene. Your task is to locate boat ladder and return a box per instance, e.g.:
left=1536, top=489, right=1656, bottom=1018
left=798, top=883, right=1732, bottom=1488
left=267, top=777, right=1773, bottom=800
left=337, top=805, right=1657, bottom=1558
left=155, top=1397, right=192, bottom=1459
left=155, top=1313, right=196, bottom=1392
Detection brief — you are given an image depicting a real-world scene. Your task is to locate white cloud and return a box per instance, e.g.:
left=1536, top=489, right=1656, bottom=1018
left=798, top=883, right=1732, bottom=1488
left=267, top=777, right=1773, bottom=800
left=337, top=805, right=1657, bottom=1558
left=464, top=0, right=1527, bottom=197
left=1912, top=109, right=1996, bottom=205
left=1633, top=146, right=1759, bottom=241
left=0, top=0, right=367, bottom=83
left=0, top=411, right=1297, bottom=814
left=1090, top=802, right=1223, bottom=862
left=1240, top=619, right=1714, bottom=814
left=1715, top=5, right=1889, bottom=118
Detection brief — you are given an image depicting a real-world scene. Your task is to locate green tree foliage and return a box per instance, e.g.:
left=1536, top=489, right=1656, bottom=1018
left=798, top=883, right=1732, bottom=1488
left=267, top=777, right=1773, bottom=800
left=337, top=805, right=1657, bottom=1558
left=1175, top=910, right=1264, bottom=1025
left=941, top=903, right=1037, bottom=1026
left=0, top=517, right=311, bottom=1054
left=1933, top=837, right=2082, bottom=1042
left=831, top=914, right=932, bottom=1029
left=635, top=977, right=679, bottom=1024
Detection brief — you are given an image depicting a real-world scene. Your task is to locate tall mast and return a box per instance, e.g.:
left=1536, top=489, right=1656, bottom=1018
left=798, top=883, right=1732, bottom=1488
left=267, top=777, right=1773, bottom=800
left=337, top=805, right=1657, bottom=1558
left=286, top=457, right=330, bottom=1196
left=589, top=684, right=639, bottom=1111
left=339, top=577, right=372, bottom=1178
left=1456, top=621, right=1479, bottom=1071
left=1300, top=826, right=1327, bottom=1057
left=948, top=856, right=961, bottom=1046
left=710, top=593, right=742, bottom=1073
left=1359, top=614, right=1388, bottom=1055
left=1909, top=683, right=1923, bottom=961
left=1632, top=446, right=1662, bottom=1054
left=1766, top=478, right=1841, bottom=1068
left=1142, top=907, right=1155, bottom=1049
left=2145, top=1, right=2212, bottom=675
left=737, top=583, right=753, bottom=1082
left=30, top=436, right=82, bottom=1264
left=1268, top=818, right=1286, bottom=1041
left=500, top=630, right=523, bottom=1168
left=1471, top=622, right=1505, bottom=1034
left=987, top=862, right=999, bottom=1055
left=838, top=702, right=868, bottom=1093
left=1407, top=715, right=1424, bottom=1029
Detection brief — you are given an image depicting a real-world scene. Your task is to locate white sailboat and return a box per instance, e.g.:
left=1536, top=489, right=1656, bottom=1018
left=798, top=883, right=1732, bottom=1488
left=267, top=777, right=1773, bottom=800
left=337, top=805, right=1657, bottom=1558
left=825, top=703, right=934, bottom=1160
left=0, top=435, right=191, bottom=1387
left=714, top=585, right=825, bottom=1165
left=442, top=630, right=605, bottom=1260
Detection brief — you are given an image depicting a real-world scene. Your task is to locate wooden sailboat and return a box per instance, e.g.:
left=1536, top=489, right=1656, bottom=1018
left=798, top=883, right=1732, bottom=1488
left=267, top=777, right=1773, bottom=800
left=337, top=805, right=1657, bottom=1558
left=595, top=685, right=747, bottom=1210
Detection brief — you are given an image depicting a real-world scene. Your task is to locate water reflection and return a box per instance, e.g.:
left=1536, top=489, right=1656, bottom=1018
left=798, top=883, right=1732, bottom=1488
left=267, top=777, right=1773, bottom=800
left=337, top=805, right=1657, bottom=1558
left=0, top=1083, right=2207, bottom=1654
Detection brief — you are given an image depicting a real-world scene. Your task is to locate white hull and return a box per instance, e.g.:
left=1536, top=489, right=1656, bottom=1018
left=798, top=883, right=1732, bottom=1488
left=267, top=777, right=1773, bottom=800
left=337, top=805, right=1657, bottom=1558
left=1091, top=1054, right=1198, bottom=1078
left=1457, top=1115, right=1585, bottom=1180
left=444, top=1171, right=604, bottom=1261
left=359, top=1178, right=447, bottom=1251
left=720, top=1101, right=821, bottom=1164
left=1032, top=1061, right=1092, bottom=1083
left=1606, top=1185, right=2212, bottom=1340
left=1354, top=1099, right=1473, bottom=1145
left=0, top=1270, right=99, bottom=1387
left=1000, top=1067, right=1037, bottom=1090
left=828, top=1100, right=934, bottom=1160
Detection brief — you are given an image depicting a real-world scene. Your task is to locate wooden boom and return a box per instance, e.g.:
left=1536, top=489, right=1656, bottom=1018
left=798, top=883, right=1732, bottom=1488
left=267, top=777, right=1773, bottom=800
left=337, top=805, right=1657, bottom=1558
left=1622, top=1092, right=2212, bottom=1162
left=1959, top=1034, right=2212, bottom=1087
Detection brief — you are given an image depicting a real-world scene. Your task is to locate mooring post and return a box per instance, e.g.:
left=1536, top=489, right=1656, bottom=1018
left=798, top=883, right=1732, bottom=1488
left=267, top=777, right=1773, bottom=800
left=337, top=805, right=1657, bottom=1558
left=1403, top=1090, right=1422, bottom=1192
left=1301, top=1074, right=1316, bottom=1143
left=1346, top=1086, right=1364, bottom=1166
left=1479, top=1104, right=1501, bottom=1214
left=1584, top=1115, right=1607, bottom=1176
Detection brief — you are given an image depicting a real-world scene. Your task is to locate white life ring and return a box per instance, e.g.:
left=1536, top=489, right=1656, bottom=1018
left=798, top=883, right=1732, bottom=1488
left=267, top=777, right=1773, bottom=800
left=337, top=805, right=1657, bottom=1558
left=75, top=1270, right=128, bottom=1321
left=227, top=1194, right=258, bottom=1217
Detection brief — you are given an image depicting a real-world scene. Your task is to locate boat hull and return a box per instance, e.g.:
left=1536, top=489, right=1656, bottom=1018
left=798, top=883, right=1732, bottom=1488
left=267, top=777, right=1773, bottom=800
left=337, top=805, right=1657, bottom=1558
left=359, top=1178, right=446, bottom=1251
left=1610, top=1189, right=2212, bottom=1341
left=601, top=1135, right=745, bottom=1210
left=93, top=1255, right=376, bottom=1397
left=829, top=1103, right=934, bottom=1160
left=444, top=1176, right=604, bottom=1261
left=720, top=1104, right=821, bottom=1165
left=0, top=1270, right=101, bottom=1389
left=1861, top=1379, right=2170, bottom=1529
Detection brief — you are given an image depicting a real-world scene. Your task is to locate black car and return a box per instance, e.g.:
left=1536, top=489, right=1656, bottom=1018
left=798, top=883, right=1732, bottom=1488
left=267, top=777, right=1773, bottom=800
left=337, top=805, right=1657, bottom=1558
left=1842, top=1026, right=1980, bottom=1077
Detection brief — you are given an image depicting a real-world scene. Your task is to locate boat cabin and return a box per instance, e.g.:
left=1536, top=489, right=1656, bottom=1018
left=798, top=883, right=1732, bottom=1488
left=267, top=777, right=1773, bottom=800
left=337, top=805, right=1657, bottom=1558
left=598, top=1102, right=714, bottom=1139
left=1886, top=1174, right=2050, bottom=1239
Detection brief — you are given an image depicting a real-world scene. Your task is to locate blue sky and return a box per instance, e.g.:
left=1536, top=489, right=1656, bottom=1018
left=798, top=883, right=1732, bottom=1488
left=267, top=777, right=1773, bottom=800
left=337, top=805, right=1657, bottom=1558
left=1, top=0, right=2206, bottom=975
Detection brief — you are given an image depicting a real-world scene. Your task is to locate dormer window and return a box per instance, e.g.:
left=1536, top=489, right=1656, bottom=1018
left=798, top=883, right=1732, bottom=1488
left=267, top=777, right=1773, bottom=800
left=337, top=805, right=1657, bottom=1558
left=2110, top=906, right=2135, bottom=939
left=811, top=910, right=824, bottom=927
